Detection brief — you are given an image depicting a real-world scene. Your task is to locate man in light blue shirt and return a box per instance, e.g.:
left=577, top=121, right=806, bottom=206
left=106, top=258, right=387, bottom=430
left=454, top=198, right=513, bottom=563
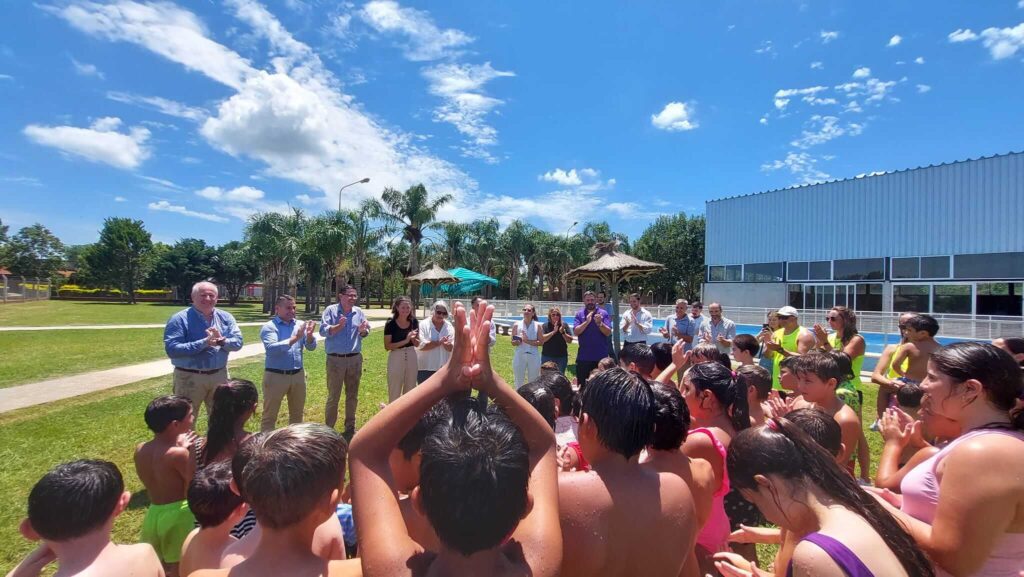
left=620, top=292, right=654, bottom=354
left=659, top=299, right=689, bottom=343
left=260, top=294, right=317, bottom=432
left=705, top=302, right=737, bottom=354
left=320, top=284, right=371, bottom=438
left=678, top=301, right=708, bottom=353
left=164, top=281, right=243, bottom=415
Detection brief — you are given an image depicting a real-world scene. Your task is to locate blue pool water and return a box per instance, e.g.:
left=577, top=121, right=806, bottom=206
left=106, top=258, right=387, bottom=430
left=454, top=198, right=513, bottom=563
left=497, top=316, right=976, bottom=374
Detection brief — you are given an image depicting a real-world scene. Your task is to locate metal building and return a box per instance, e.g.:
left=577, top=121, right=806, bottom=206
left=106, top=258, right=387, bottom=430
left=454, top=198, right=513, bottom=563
left=703, top=151, right=1024, bottom=319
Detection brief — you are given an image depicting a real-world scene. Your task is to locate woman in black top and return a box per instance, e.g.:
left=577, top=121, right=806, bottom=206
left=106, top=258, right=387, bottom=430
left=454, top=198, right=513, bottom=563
left=384, top=296, right=419, bottom=402
left=540, top=307, right=574, bottom=374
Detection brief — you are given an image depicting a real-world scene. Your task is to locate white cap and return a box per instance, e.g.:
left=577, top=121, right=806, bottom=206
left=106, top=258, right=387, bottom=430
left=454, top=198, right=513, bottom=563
left=777, top=306, right=799, bottom=317
left=433, top=300, right=449, bottom=313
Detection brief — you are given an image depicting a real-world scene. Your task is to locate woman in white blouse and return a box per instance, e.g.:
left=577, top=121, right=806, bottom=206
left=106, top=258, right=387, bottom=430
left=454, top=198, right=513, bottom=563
left=511, top=303, right=543, bottom=386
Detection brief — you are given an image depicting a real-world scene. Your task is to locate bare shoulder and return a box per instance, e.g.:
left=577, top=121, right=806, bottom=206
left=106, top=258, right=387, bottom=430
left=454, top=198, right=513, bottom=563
left=558, top=471, right=609, bottom=516
left=834, top=404, right=860, bottom=426
left=189, top=570, right=229, bottom=577
left=328, top=558, right=363, bottom=577
left=689, top=457, right=717, bottom=490
left=789, top=539, right=845, bottom=576
left=948, top=433, right=1024, bottom=469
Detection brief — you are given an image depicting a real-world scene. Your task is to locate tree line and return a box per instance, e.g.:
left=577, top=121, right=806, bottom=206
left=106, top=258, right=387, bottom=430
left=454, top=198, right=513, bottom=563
left=0, top=184, right=706, bottom=308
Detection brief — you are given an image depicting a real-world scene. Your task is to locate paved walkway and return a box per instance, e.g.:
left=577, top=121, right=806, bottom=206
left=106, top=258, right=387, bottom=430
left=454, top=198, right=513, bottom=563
left=0, top=319, right=388, bottom=414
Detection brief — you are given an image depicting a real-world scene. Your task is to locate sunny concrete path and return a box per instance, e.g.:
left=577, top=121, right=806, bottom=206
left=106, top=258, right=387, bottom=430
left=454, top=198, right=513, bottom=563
left=0, top=319, right=388, bottom=414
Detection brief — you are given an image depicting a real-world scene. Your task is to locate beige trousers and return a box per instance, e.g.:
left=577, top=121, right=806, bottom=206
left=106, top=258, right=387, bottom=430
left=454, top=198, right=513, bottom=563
left=387, top=347, right=418, bottom=402
left=261, top=370, right=306, bottom=432
left=172, top=367, right=228, bottom=418
left=326, top=354, right=363, bottom=432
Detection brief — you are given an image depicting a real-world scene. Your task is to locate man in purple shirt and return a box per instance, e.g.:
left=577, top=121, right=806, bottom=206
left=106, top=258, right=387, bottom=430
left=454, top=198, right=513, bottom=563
left=574, top=290, right=612, bottom=388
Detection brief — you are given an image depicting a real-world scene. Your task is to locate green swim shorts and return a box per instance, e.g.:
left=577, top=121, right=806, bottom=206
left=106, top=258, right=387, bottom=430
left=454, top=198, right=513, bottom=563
left=140, top=499, right=195, bottom=563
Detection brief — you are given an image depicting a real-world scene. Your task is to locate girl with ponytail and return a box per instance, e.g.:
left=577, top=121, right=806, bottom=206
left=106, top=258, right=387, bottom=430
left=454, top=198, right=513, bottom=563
left=714, top=417, right=934, bottom=577
left=197, top=379, right=258, bottom=468
left=680, top=362, right=751, bottom=573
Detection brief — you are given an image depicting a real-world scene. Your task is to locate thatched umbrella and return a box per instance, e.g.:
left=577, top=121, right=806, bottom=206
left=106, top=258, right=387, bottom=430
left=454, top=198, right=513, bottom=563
left=566, top=241, right=664, bottom=356
left=405, top=263, right=459, bottom=312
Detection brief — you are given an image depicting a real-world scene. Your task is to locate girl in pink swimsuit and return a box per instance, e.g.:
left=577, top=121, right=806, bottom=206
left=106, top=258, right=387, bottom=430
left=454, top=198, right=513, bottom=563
left=894, top=342, right=1024, bottom=577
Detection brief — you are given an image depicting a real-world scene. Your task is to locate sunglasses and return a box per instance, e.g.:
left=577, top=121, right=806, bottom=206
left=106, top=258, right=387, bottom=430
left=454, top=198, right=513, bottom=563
left=434, top=310, right=448, bottom=316
left=826, top=316, right=839, bottom=321
left=778, top=315, right=793, bottom=320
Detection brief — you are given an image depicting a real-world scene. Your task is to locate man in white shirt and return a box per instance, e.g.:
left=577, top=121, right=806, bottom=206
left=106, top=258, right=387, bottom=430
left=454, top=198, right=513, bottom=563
left=620, top=293, right=653, bottom=356
left=416, top=300, right=454, bottom=383
left=703, top=302, right=736, bottom=354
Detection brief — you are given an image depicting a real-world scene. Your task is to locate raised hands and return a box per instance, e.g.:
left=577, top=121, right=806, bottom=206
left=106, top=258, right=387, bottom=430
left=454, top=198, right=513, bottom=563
left=205, top=325, right=223, bottom=346
left=766, top=390, right=797, bottom=418
left=812, top=323, right=829, bottom=347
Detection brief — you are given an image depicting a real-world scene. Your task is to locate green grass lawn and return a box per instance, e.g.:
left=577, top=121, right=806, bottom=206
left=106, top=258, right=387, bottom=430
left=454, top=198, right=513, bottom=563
left=0, top=334, right=885, bottom=573
left=0, top=300, right=275, bottom=327
left=0, top=327, right=262, bottom=389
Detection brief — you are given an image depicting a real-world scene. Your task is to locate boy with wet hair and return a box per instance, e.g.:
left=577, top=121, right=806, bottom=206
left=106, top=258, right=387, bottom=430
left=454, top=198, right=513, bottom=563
left=135, top=395, right=196, bottom=577
left=650, top=342, right=673, bottom=374
left=618, top=342, right=657, bottom=379
left=192, top=423, right=358, bottom=577
left=9, top=460, right=163, bottom=577
left=518, top=381, right=557, bottom=429
left=559, top=367, right=697, bottom=577
left=730, top=334, right=760, bottom=366
left=791, top=351, right=863, bottom=476
left=735, top=364, right=772, bottom=425
left=891, top=313, right=941, bottom=383
left=179, top=462, right=248, bottom=576
left=350, top=300, right=562, bottom=577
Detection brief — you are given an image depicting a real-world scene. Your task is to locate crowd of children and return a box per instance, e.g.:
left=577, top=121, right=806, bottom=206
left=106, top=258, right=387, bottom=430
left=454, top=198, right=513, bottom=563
left=8, top=303, right=1024, bottom=577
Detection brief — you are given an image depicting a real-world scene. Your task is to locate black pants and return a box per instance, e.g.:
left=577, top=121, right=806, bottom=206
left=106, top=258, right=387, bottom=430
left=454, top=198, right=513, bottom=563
left=576, top=360, right=600, bottom=390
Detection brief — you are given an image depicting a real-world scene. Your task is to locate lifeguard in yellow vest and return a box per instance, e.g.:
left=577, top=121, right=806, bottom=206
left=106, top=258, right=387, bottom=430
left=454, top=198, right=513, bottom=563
left=760, top=306, right=816, bottom=389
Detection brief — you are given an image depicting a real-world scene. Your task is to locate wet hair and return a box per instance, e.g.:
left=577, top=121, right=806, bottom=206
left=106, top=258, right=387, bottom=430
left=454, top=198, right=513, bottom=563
left=204, top=379, right=258, bottom=466
left=692, top=343, right=727, bottom=368
left=736, top=365, right=772, bottom=402
left=651, top=342, right=673, bottom=372
left=397, top=399, right=451, bottom=460
left=728, top=419, right=934, bottom=577
left=829, top=306, right=859, bottom=345
left=517, top=382, right=556, bottom=429
left=786, top=408, right=842, bottom=457
left=650, top=382, right=691, bottom=451
left=620, top=343, right=656, bottom=376
left=540, top=361, right=560, bottom=373
left=144, top=395, right=192, bottom=433
left=390, top=295, right=417, bottom=324
left=732, top=333, right=759, bottom=357
left=28, top=460, right=124, bottom=541
left=596, top=357, right=617, bottom=372
left=905, top=314, right=939, bottom=337
left=537, top=372, right=578, bottom=418
left=931, top=342, right=1024, bottom=429
left=233, top=424, right=348, bottom=529
left=188, top=461, right=244, bottom=528
left=581, top=367, right=656, bottom=459
left=897, top=383, right=924, bottom=409
left=779, top=355, right=799, bottom=371
left=686, top=362, right=750, bottom=432
left=793, top=350, right=853, bottom=387
left=995, top=337, right=1024, bottom=367
left=419, top=398, right=530, bottom=555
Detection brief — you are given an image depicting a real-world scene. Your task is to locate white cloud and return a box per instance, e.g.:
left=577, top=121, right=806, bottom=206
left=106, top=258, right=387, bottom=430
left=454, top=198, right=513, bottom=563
left=148, top=200, right=228, bottom=222
left=916, top=84, right=932, bottom=93
left=1020, top=0, right=1024, bottom=8
left=107, top=91, right=207, bottom=121
left=852, top=67, right=871, bottom=78
left=948, top=28, right=979, bottom=43
left=651, top=101, right=698, bottom=131
left=0, top=74, right=13, bottom=80
left=754, top=40, right=776, bottom=56
left=773, top=86, right=826, bottom=111
left=421, top=62, right=514, bottom=162
left=539, top=168, right=582, bottom=186
left=193, top=184, right=288, bottom=220
left=820, top=30, right=840, bottom=44
left=114, top=196, right=127, bottom=202
left=915, top=56, right=925, bottom=64
left=810, top=61, right=824, bottom=69
left=605, top=202, right=664, bottom=220
left=23, top=116, right=151, bottom=169
left=137, top=175, right=185, bottom=190
left=761, top=152, right=831, bottom=184
left=358, top=0, right=472, bottom=61
left=802, top=95, right=837, bottom=106
left=195, top=185, right=265, bottom=202
left=887, top=35, right=902, bottom=47
left=71, top=57, right=104, bottom=79
left=0, top=176, right=42, bottom=187
left=759, top=116, right=768, bottom=125
left=790, top=115, right=863, bottom=149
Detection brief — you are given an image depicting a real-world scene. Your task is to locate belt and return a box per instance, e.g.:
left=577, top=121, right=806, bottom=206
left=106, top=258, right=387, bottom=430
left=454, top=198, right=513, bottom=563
left=328, top=352, right=361, bottom=358
left=175, top=367, right=223, bottom=375
left=265, top=368, right=302, bottom=375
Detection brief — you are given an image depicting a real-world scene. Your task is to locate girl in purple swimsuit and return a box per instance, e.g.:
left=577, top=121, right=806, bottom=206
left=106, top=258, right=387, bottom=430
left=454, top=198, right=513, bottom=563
left=713, top=417, right=933, bottom=577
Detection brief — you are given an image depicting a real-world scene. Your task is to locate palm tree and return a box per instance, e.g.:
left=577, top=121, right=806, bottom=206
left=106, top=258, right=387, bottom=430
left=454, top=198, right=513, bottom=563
left=346, top=201, right=385, bottom=307
left=498, top=220, right=535, bottom=301
left=466, top=218, right=499, bottom=298
left=367, top=184, right=452, bottom=306
left=436, top=221, right=470, bottom=268
left=246, top=210, right=305, bottom=313
left=300, top=212, right=351, bottom=314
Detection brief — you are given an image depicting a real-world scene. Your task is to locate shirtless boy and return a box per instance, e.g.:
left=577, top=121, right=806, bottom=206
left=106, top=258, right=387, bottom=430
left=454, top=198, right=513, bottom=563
left=559, top=367, right=698, bottom=577
left=8, top=460, right=164, bottom=577
left=178, top=462, right=248, bottom=576
left=134, top=395, right=196, bottom=577
left=891, top=314, right=941, bottom=384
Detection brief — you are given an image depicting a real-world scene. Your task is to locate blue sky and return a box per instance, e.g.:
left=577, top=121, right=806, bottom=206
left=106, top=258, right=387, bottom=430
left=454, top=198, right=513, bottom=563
left=1, top=1, right=1022, bottom=246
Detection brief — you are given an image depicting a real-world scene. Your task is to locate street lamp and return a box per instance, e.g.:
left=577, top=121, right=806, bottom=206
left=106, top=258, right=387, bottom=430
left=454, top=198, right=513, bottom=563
left=338, top=177, right=371, bottom=211
left=565, top=221, right=578, bottom=238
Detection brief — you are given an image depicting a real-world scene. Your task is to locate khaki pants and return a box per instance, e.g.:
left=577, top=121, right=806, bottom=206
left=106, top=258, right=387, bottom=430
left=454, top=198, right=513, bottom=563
left=387, top=347, right=418, bottom=402
left=173, top=368, right=228, bottom=418
left=326, top=354, right=362, bottom=432
left=261, top=370, right=306, bottom=432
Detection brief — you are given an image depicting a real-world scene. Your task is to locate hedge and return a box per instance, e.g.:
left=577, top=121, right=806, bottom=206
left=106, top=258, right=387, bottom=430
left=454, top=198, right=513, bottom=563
left=57, top=285, right=172, bottom=298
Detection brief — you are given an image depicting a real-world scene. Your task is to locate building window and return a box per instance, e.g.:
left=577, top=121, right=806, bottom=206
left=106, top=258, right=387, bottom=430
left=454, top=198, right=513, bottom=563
left=892, top=258, right=919, bottom=279
left=954, top=252, right=1024, bottom=279
left=834, top=258, right=885, bottom=281
left=744, top=262, right=784, bottom=282
left=708, top=266, right=724, bottom=282
left=809, top=261, right=831, bottom=280
left=708, top=265, right=742, bottom=282
left=788, top=262, right=808, bottom=281
left=893, top=285, right=930, bottom=312
left=892, top=256, right=951, bottom=280
left=934, top=285, right=972, bottom=315
left=788, top=284, right=803, bottom=308
left=977, top=283, right=1023, bottom=317
left=921, top=256, right=951, bottom=279
left=855, top=283, right=883, bottom=311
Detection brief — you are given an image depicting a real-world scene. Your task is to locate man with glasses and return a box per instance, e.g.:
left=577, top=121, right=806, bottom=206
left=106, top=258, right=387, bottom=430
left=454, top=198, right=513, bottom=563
left=659, top=299, right=688, bottom=343
left=320, top=284, right=371, bottom=439
left=759, top=305, right=815, bottom=389
left=416, top=300, right=454, bottom=384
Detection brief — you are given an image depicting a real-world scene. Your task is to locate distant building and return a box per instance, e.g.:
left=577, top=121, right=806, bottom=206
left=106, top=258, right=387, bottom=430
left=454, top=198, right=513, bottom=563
left=703, top=152, right=1024, bottom=318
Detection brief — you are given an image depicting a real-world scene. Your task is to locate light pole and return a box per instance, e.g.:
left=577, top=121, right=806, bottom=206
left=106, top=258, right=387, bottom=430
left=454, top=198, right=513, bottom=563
left=338, top=177, right=371, bottom=212
left=565, top=221, right=578, bottom=239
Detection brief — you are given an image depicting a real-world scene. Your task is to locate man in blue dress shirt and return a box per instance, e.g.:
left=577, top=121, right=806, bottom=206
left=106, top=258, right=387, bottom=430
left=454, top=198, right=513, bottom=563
left=259, top=294, right=317, bottom=431
left=163, top=281, right=243, bottom=417
left=320, top=284, right=371, bottom=439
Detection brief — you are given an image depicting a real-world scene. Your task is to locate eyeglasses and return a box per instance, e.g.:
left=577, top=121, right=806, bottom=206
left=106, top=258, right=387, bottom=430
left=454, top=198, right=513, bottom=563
left=826, top=316, right=839, bottom=321
left=777, top=315, right=792, bottom=320
left=434, top=310, right=448, bottom=316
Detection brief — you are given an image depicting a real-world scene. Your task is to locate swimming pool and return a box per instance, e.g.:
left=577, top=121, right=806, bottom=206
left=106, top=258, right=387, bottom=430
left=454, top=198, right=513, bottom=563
left=496, top=315, right=976, bottom=373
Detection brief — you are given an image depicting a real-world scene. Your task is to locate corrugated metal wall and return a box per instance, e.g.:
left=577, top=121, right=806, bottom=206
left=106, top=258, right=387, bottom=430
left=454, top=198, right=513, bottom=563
left=706, top=152, right=1024, bottom=264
